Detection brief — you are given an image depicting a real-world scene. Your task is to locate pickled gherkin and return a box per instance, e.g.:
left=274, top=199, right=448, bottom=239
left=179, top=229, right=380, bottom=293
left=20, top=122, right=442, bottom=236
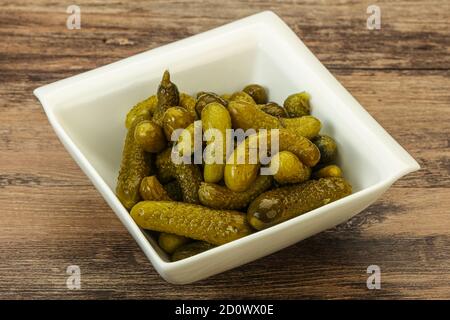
left=314, top=164, right=343, bottom=178
left=230, top=91, right=256, bottom=104
left=155, top=148, right=202, bottom=204
left=228, top=101, right=321, bottom=139
left=247, top=177, right=352, bottom=230
left=312, top=135, right=338, bottom=164
left=125, top=95, right=158, bottom=129
left=152, top=70, right=180, bottom=126
left=155, top=148, right=176, bottom=183
left=195, top=92, right=227, bottom=117
left=139, top=176, right=172, bottom=201
left=258, top=102, right=288, bottom=118
left=243, top=84, right=268, bottom=104
left=163, top=180, right=183, bottom=201
left=130, top=201, right=253, bottom=245
left=172, top=241, right=215, bottom=261
left=174, top=162, right=202, bottom=204
left=158, top=233, right=190, bottom=254
left=283, top=92, right=311, bottom=117
left=116, top=115, right=151, bottom=210
left=134, top=120, right=166, bottom=153
left=201, top=102, right=232, bottom=183
left=179, top=93, right=198, bottom=120
left=269, top=151, right=311, bottom=184
left=199, top=175, right=272, bottom=210
left=162, top=106, right=194, bottom=141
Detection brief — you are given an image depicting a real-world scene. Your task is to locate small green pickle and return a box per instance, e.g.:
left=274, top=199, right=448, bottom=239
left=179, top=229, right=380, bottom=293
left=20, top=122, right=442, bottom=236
left=152, top=71, right=180, bottom=126
left=158, top=232, right=191, bottom=254
left=312, top=135, right=338, bottom=164
left=195, top=92, right=227, bottom=117
left=283, top=92, right=311, bottom=117
left=134, top=120, right=166, bottom=153
left=139, top=176, right=172, bottom=201
left=131, top=201, right=253, bottom=245
left=201, top=102, right=232, bottom=183
left=314, top=164, right=343, bottom=178
left=243, top=84, right=268, bottom=104
left=162, top=107, right=194, bottom=141
left=247, top=177, right=352, bottom=230
left=163, top=180, right=183, bottom=201
left=125, top=95, right=158, bottom=129
left=228, top=101, right=321, bottom=139
left=269, top=151, right=311, bottom=184
left=258, top=102, right=288, bottom=118
left=199, top=175, right=273, bottom=210
left=155, top=148, right=202, bottom=204
left=116, top=115, right=151, bottom=210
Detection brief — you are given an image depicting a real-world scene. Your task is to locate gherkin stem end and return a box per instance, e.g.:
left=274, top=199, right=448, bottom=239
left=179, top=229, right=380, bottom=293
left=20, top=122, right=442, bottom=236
left=162, top=70, right=171, bottom=85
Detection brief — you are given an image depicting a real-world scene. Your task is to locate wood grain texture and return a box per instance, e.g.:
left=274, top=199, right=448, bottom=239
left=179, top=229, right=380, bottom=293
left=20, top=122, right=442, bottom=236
left=0, top=0, right=449, bottom=299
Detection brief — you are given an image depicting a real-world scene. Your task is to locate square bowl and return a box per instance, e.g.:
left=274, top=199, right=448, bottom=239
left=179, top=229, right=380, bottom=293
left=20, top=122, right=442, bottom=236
left=34, top=11, right=420, bottom=284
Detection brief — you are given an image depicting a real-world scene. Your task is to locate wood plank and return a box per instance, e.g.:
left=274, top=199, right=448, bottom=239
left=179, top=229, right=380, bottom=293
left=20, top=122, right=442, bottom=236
left=0, top=0, right=449, bottom=75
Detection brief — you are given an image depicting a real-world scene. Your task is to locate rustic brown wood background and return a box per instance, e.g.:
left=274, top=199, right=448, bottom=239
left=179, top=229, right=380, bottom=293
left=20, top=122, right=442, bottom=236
left=0, top=0, right=449, bottom=299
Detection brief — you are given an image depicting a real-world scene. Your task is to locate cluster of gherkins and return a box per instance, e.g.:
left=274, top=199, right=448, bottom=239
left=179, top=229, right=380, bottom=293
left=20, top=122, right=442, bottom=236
left=116, top=71, right=352, bottom=261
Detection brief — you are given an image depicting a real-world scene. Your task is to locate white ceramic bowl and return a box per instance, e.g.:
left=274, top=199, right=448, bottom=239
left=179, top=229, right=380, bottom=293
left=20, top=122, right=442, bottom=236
left=34, top=11, right=419, bottom=284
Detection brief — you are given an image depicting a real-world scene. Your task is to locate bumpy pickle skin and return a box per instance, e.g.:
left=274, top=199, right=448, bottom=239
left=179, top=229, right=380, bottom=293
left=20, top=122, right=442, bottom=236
left=258, top=102, right=288, bottom=118
left=247, top=177, right=352, bottom=230
left=174, top=162, right=203, bottom=204
left=227, top=101, right=321, bottom=139
left=116, top=116, right=151, bottom=210
left=179, top=93, right=198, bottom=120
left=155, top=148, right=176, bottom=183
left=158, top=232, right=191, bottom=254
left=199, top=175, right=272, bottom=210
left=162, top=107, right=194, bottom=141
left=136, top=178, right=191, bottom=255
left=152, top=71, right=180, bottom=126
left=155, top=148, right=202, bottom=204
left=269, top=151, right=311, bottom=184
left=139, top=176, right=172, bottom=201
left=201, top=102, right=232, bottom=183
left=243, top=84, right=268, bottom=104
left=314, top=164, right=343, bottom=178
left=125, top=95, right=158, bottom=129
left=172, top=242, right=216, bottom=261
left=130, top=201, right=253, bottom=245
left=312, top=135, right=338, bottom=164
left=284, top=92, right=311, bottom=117
left=195, top=92, right=227, bottom=117
left=230, top=91, right=256, bottom=104
left=134, top=120, right=166, bottom=153
left=224, top=129, right=320, bottom=192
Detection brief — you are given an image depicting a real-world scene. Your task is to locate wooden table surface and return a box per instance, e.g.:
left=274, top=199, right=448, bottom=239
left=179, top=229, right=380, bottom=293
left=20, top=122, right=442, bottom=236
left=1, top=0, right=449, bottom=299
